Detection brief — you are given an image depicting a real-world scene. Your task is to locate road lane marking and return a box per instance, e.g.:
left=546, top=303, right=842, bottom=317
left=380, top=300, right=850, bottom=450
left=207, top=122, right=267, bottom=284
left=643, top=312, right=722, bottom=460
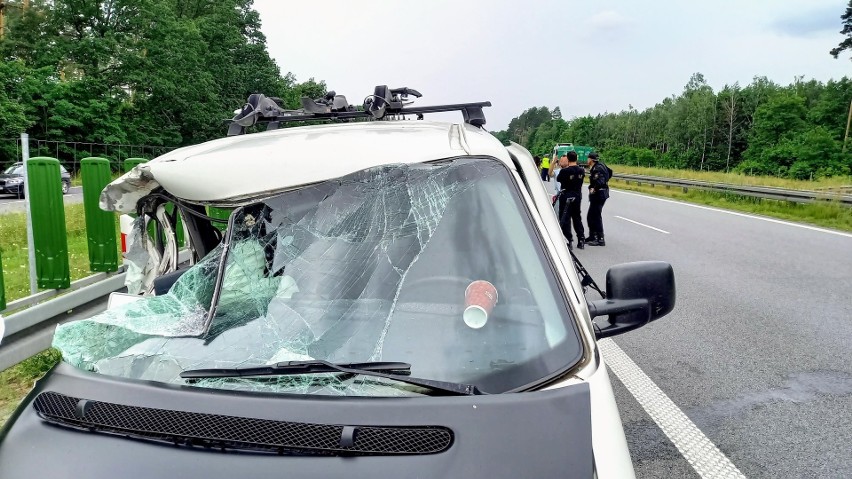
left=599, top=339, right=747, bottom=479
left=613, top=189, right=852, bottom=239
left=614, top=215, right=670, bottom=234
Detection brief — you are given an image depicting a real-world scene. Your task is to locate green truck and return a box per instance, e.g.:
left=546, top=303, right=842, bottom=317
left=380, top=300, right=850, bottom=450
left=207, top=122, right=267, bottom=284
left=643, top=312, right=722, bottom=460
left=551, top=143, right=594, bottom=167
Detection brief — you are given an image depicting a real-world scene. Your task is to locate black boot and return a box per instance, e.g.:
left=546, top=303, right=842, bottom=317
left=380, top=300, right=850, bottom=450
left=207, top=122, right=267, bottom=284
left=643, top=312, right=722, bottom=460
left=587, top=234, right=606, bottom=246
left=567, top=240, right=573, bottom=250
left=577, top=238, right=585, bottom=249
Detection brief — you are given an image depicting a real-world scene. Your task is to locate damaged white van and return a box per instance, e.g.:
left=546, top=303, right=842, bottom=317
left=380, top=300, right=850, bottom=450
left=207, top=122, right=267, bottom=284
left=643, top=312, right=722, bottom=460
left=0, top=87, right=675, bottom=478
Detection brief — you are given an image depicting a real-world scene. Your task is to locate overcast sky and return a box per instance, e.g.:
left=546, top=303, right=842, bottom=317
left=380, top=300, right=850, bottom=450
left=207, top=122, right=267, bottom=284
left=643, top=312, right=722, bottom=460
left=253, top=0, right=851, bottom=130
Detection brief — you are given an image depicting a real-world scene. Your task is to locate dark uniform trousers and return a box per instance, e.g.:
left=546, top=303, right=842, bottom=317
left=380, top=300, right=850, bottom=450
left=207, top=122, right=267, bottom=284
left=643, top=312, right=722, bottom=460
left=587, top=191, right=607, bottom=237
left=559, top=192, right=584, bottom=242
left=587, top=162, right=610, bottom=239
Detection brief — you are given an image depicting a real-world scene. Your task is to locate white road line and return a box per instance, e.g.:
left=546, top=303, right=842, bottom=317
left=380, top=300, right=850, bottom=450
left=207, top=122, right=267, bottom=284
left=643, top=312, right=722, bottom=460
left=613, top=189, right=852, bottom=239
left=614, top=215, right=670, bottom=234
left=599, top=339, right=747, bottom=479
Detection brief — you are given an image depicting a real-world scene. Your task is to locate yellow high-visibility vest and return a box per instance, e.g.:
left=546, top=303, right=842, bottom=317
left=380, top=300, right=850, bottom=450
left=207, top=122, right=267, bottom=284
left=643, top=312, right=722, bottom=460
left=541, top=157, right=550, bottom=169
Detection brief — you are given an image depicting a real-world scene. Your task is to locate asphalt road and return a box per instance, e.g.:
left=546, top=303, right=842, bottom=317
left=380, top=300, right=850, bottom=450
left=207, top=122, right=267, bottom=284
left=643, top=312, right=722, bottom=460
left=569, top=187, right=852, bottom=478
left=0, top=187, right=83, bottom=214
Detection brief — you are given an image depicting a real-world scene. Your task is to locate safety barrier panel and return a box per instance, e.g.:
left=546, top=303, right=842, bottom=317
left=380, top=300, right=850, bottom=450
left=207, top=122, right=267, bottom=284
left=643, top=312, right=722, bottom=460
left=81, top=157, right=119, bottom=272
left=207, top=206, right=233, bottom=231
left=1, top=154, right=151, bottom=310
left=123, top=157, right=148, bottom=173
left=26, top=157, right=71, bottom=290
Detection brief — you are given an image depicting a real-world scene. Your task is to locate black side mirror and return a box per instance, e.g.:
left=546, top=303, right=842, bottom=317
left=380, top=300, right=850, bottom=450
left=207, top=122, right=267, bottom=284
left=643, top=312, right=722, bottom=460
left=588, top=261, right=675, bottom=339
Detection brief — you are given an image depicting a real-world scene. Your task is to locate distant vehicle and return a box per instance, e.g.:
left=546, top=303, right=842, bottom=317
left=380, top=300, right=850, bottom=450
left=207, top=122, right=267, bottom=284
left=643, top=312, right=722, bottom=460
left=0, top=86, right=675, bottom=479
left=551, top=143, right=595, bottom=167
left=0, top=162, right=71, bottom=197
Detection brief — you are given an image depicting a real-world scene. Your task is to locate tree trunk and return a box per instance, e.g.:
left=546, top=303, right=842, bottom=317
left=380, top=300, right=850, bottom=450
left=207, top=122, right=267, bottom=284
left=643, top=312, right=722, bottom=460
left=709, top=96, right=718, bottom=156
left=726, top=91, right=736, bottom=172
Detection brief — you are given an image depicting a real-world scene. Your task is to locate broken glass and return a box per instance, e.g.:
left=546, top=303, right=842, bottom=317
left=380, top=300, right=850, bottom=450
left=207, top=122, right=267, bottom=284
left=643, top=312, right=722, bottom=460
left=53, top=158, right=583, bottom=396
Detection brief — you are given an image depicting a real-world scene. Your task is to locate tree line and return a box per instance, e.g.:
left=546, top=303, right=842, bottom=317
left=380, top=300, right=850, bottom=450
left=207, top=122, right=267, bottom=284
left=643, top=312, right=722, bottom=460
left=495, top=2, right=852, bottom=180
left=0, top=0, right=324, bottom=168
left=492, top=73, right=852, bottom=180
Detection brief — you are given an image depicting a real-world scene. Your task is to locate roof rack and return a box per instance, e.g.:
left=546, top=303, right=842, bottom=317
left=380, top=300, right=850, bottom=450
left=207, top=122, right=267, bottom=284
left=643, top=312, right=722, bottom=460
left=227, top=85, right=491, bottom=136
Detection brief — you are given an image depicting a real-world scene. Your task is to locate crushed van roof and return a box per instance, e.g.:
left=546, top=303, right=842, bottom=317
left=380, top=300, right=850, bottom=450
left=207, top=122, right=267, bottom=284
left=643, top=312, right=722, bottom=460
left=101, top=121, right=512, bottom=211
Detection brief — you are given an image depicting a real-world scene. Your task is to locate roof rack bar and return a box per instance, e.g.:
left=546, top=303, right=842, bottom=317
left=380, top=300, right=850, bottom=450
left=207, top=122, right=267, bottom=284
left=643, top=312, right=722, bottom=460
left=227, top=95, right=492, bottom=136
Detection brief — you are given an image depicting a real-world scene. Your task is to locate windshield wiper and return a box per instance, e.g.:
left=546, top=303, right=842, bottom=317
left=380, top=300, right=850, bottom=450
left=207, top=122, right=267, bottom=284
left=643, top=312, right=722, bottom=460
left=180, top=360, right=484, bottom=396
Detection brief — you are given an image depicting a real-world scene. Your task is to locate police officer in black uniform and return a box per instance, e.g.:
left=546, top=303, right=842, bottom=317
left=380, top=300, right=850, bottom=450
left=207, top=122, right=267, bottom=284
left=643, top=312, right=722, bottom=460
left=552, top=151, right=586, bottom=250
left=586, top=152, right=610, bottom=246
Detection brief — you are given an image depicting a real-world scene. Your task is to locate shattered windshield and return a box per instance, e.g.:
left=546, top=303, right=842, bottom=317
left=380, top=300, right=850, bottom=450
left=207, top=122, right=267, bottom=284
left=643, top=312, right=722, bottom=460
left=54, top=157, right=584, bottom=396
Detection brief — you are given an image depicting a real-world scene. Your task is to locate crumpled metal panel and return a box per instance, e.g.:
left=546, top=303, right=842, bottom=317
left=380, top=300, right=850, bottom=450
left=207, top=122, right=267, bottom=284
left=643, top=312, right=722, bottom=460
left=123, top=217, right=161, bottom=295
left=99, top=166, right=161, bottom=213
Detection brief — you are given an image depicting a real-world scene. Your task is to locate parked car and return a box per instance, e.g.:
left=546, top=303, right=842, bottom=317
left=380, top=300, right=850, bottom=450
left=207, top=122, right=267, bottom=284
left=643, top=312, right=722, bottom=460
left=0, top=162, right=71, bottom=197
left=0, top=87, right=675, bottom=478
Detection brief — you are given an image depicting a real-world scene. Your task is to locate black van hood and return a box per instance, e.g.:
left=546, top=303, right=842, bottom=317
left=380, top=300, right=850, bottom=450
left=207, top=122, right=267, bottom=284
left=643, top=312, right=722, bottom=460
left=0, top=363, right=593, bottom=478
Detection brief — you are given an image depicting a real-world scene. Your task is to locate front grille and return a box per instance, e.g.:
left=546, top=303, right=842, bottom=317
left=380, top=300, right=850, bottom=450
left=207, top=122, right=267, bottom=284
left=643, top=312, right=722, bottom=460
left=33, top=391, right=453, bottom=455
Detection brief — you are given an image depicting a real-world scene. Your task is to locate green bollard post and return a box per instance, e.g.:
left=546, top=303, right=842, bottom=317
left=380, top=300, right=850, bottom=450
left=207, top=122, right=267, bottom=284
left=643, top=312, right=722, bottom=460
left=0, top=248, right=6, bottom=310
left=206, top=206, right=233, bottom=232
left=81, top=157, right=119, bottom=272
left=26, top=157, right=70, bottom=289
left=123, top=157, right=148, bottom=174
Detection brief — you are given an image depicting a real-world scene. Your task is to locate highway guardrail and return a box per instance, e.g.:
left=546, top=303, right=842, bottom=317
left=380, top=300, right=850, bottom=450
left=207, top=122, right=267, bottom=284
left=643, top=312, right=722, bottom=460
left=613, top=174, right=852, bottom=207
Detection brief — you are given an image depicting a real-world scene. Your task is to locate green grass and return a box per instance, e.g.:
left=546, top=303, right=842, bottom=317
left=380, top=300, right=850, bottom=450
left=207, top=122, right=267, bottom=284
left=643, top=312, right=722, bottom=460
left=0, top=350, right=61, bottom=425
left=612, top=179, right=852, bottom=232
left=611, top=165, right=852, bottom=192
left=0, top=204, right=96, bottom=304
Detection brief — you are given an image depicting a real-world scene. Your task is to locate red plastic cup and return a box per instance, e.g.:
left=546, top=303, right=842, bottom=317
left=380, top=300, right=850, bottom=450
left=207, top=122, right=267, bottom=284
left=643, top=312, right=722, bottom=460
left=463, top=280, right=498, bottom=329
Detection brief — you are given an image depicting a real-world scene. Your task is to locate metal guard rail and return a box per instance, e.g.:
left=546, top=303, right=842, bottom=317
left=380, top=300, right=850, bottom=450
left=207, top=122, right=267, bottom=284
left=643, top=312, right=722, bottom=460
left=613, top=173, right=852, bottom=207
left=0, top=251, right=190, bottom=371
left=0, top=270, right=127, bottom=371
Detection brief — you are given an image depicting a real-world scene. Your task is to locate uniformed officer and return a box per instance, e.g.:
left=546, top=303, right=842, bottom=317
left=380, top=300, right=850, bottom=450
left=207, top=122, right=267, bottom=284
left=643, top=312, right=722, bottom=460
left=586, top=152, right=610, bottom=246
left=551, top=151, right=586, bottom=249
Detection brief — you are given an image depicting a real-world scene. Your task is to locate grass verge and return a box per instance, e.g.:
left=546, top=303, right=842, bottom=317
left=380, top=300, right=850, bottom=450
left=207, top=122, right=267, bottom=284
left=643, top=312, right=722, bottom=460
left=612, top=179, right=852, bottom=232
left=0, top=203, right=96, bottom=303
left=610, top=165, right=852, bottom=192
left=0, top=349, right=61, bottom=425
